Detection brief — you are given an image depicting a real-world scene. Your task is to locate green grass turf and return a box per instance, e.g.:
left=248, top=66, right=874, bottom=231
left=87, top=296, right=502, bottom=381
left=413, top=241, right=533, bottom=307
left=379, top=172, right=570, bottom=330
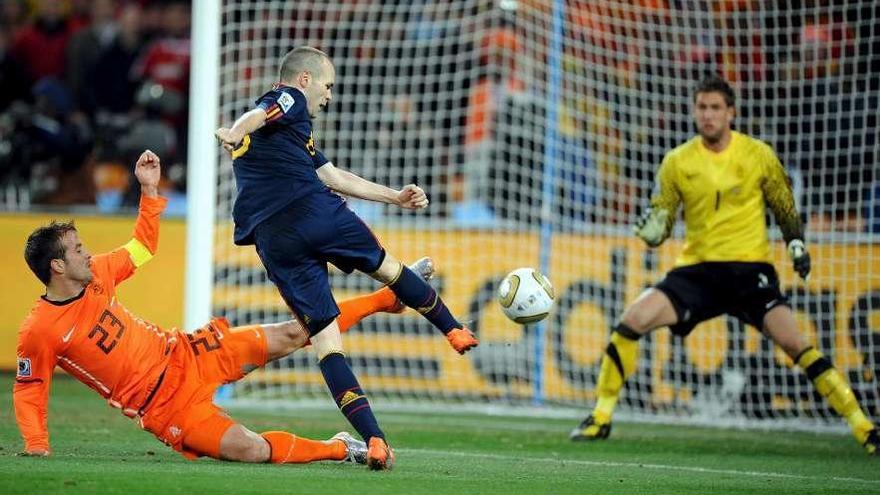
left=0, top=374, right=877, bottom=494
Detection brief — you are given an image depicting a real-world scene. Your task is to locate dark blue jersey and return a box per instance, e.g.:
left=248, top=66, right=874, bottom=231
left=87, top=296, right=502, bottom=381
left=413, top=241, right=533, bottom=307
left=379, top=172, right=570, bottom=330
left=231, top=85, right=332, bottom=245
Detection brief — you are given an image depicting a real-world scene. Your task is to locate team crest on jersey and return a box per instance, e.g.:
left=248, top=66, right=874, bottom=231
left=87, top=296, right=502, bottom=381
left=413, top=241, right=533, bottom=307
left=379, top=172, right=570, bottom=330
left=17, top=357, right=32, bottom=378
left=277, top=92, right=295, bottom=113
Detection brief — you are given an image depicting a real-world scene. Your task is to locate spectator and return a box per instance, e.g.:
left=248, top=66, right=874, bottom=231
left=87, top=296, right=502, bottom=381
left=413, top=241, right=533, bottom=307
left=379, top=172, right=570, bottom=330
left=130, top=0, right=191, bottom=162
left=10, top=0, right=79, bottom=84
left=459, top=15, right=527, bottom=223
left=131, top=1, right=191, bottom=96
left=89, top=3, right=144, bottom=155
left=0, top=26, right=30, bottom=112
left=1, top=0, right=29, bottom=39
left=66, top=0, right=119, bottom=115
left=117, top=81, right=181, bottom=208
left=8, top=78, right=95, bottom=204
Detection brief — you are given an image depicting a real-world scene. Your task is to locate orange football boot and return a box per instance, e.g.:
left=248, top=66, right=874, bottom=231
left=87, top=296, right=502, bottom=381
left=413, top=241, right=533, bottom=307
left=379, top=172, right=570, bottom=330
left=446, top=326, right=479, bottom=354
left=366, top=437, right=395, bottom=470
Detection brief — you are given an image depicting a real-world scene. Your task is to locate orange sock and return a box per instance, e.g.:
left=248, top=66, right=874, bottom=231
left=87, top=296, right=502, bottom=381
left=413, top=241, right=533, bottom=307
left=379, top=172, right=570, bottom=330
left=304, top=289, right=397, bottom=346
left=337, top=288, right=397, bottom=333
left=260, top=431, right=346, bottom=463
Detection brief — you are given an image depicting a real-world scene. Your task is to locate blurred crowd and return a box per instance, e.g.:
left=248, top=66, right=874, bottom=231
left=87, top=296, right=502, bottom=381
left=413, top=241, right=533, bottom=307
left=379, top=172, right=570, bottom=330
left=0, top=0, right=190, bottom=213
left=448, top=0, right=879, bottom=231
left=2, top=0, right=878, bottom=233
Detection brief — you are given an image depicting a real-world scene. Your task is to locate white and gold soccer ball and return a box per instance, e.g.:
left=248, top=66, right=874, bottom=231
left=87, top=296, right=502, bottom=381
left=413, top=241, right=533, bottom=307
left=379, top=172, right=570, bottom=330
left=497, top=267, right=555, bottom=324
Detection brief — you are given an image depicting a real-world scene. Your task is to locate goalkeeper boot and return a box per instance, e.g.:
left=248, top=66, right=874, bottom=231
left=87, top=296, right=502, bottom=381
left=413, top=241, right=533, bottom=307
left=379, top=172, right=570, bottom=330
left=569, top=414, right=612, bottom=441
left=863, top=429, right=879, bottom=456
left=366, top=436, right=395, bottom=470
left=332, top=431, right=367, bottom=465
left=389, top=257, right=436, bottom=313
left=446, top=326, right=479, bottom=354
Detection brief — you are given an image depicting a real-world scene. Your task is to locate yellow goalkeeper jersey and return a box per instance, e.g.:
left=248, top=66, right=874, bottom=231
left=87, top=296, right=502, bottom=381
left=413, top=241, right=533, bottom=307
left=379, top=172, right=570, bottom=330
left=651, top=131, right=802, bottom=267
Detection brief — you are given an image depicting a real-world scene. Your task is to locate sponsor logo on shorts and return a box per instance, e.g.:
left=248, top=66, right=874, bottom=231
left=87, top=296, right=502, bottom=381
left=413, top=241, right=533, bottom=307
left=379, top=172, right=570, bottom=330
left=682, top=309, right=692, bottom=322
left=169, top=425, right=182, bottom=438
left=17, top=357, right=32, bottom=378
left=757, top=273, right=769, bottom=289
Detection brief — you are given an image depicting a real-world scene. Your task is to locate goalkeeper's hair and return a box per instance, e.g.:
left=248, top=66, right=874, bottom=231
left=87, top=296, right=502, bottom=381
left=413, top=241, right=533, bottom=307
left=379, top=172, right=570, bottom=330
left=694, top=74, right=735, bottom=107
left=25, top=220, right=77, bottom=284
left=279, top=46, right=331, bottom=83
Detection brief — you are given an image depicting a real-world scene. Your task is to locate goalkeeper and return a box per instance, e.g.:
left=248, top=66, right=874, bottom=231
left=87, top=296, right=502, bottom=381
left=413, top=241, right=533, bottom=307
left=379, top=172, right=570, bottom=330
left=14, top=150, right=415, bottom=465
left=569, top=75, right=878, bottom=455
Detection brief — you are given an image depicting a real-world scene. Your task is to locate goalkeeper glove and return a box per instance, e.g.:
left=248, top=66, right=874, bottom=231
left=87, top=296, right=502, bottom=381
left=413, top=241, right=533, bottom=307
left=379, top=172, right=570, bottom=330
left=787, top=239, right=811, bottom=280
left=633, top=208, right=669, bottom=247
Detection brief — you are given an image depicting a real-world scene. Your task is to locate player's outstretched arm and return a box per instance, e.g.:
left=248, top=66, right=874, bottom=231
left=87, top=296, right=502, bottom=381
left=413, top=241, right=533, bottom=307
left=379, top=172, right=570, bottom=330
left=92, top=150, right=168, bottom=285
left=215, top=108, right=268, bottom=155
left=14, top=380, right=52, bottom=456
left=316, top=162, right=428, bottom=209
left=123, top=150, right=167, bottom=266
left=761, top=150, right=810, bottom=280
left=14, top=332, right=58, bottom=457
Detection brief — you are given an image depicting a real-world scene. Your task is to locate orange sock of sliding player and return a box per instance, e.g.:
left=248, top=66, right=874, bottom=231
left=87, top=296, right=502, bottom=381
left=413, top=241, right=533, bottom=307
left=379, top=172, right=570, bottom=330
left=260, top=431, right=346, bottom=463
left=337, top=288, right=397, bottom=333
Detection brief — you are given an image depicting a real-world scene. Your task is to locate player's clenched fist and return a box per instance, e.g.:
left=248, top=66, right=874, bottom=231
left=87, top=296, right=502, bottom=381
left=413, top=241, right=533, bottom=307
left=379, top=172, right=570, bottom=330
left=397, top=184, right=428, bottom=209
left=215, top=127, right=241, bottom=154
left=135, top=149, right=161, bottom=191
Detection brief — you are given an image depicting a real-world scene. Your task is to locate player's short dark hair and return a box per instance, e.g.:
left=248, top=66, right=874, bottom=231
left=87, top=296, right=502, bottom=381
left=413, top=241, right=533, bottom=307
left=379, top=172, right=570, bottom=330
left=25, top=220, right=77, bottom=285
left=279, top=46, right=330, bottom=82
left=694, top=74, right=735, bottom=107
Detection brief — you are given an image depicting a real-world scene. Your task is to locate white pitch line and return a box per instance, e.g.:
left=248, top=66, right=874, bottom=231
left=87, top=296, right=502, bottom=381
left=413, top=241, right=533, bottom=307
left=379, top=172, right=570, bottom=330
left=399, top=448, right=880, bottom=486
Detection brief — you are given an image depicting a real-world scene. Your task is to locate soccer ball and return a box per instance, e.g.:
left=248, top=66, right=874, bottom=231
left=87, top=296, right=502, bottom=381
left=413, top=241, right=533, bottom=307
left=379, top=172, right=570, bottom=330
left=497, top=267, right=555, bottom=324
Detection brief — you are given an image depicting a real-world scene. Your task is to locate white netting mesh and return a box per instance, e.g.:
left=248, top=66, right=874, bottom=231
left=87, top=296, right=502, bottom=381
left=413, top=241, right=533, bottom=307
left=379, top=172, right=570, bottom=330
left=211, top=1, right=880, bottom=427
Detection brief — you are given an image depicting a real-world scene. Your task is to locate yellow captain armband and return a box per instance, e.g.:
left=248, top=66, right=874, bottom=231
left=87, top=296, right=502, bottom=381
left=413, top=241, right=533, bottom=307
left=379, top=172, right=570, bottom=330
left=123, top=238, right=154, bottom=268
left=231, top=135, right=251, bottom=159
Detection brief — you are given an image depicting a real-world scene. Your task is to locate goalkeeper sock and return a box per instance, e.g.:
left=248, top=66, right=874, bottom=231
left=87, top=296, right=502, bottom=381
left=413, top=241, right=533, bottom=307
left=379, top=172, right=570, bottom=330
left=387, top=264, right=459, bottom=334
left=797, top=347, right=876, bottom=443
left=319, top=352, right=385, bottom=443
left=261, top=431, right=346, bottom=463
left=593, top=324, right=641, bottom=423
left=337, top=288, right=397, bottom=333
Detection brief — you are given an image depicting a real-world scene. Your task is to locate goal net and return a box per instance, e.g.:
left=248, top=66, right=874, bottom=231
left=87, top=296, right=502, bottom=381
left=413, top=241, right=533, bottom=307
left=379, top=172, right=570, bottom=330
left=209, top=0, right=880, bottom=427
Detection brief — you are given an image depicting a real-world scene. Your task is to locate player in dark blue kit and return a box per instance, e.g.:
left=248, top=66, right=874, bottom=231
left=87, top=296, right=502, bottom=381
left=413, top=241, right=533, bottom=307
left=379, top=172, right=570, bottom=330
left=215, top=46, right=478, bottom=470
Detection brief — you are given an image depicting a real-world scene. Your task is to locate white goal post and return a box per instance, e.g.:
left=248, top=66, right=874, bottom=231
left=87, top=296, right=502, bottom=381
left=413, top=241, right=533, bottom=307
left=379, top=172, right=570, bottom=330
left=187, top=0, right=880, bottom=429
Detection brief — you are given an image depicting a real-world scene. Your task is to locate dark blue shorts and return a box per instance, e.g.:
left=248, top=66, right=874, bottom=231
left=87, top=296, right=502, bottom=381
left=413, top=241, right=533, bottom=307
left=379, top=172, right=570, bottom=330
left=252, top=193, right=385, bottom=335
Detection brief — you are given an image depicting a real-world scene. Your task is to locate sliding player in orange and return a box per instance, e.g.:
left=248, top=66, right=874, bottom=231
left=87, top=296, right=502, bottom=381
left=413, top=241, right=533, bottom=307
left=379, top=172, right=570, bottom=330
left=14, top=150, right=427, bottom=465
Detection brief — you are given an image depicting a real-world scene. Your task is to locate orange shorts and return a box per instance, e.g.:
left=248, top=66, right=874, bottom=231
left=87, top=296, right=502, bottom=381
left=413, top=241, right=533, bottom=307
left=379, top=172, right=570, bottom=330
left=139, top=317, right=268, bottom=460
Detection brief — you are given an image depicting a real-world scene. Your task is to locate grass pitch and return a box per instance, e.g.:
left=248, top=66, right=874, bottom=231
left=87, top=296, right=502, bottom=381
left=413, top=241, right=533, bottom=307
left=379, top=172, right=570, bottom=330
left=1, top=374, right=877, bottom=494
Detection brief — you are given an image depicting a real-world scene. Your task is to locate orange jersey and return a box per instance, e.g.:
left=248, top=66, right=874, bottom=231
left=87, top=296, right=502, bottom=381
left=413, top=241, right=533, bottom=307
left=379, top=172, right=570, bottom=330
left=14, top=195, right=173, bottom=452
